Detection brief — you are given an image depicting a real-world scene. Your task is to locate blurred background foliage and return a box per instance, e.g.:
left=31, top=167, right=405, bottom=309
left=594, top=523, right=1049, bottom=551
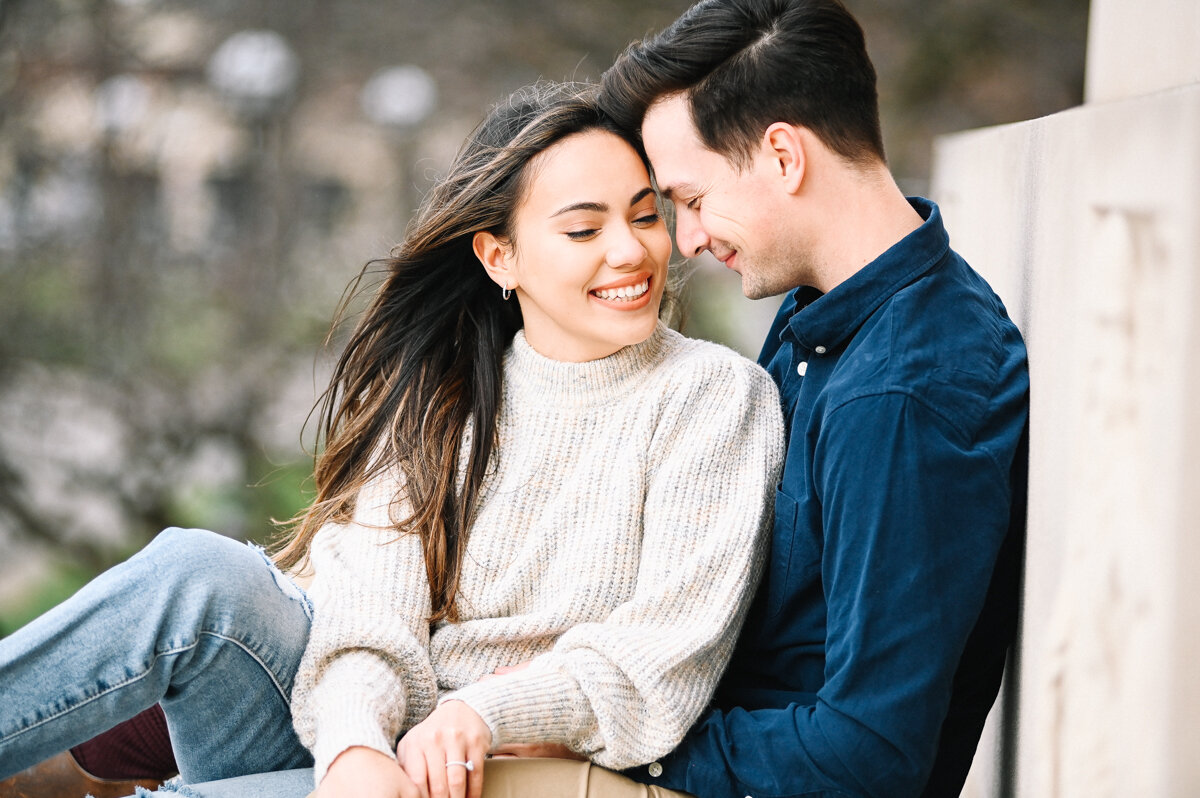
left=0, top=0, right=1088, bottom=634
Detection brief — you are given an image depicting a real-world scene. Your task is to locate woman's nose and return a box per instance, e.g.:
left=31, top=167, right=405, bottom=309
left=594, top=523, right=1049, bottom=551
left=606, top=229, right=649, bottom=269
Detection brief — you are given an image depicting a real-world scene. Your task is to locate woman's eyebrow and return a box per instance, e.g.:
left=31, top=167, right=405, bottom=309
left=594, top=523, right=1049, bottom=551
left=551, top=201, right=606, bottom=217
left=550, top=187, right=655, bottom=218
left=630, top=187, right=655, bottom=206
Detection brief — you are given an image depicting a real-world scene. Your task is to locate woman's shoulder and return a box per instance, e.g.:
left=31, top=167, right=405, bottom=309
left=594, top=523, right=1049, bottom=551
left=650, top=326, right=779, bottom=405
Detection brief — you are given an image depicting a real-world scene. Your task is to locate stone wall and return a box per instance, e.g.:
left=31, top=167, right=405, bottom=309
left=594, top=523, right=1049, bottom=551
left=930, top=1, right=1200, bottom=795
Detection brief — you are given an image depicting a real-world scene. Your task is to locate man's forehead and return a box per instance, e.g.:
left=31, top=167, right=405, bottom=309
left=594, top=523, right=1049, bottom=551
left=641, top=94, right=695, bottom=142
left=641, top=95, right=704, bottom=190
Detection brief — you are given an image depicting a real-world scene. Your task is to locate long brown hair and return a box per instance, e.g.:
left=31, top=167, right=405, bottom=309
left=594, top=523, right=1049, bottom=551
left=274, top=83, right=646, bottom=622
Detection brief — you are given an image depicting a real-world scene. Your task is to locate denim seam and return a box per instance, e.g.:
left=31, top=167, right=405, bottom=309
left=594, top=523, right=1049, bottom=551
left=0, top=630, right=291, bottom=746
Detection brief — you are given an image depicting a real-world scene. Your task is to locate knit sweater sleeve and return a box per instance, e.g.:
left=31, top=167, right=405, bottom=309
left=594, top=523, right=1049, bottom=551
left=289, top=465, right=438, bottom=784
left=446, top=354, right=785, bottom=769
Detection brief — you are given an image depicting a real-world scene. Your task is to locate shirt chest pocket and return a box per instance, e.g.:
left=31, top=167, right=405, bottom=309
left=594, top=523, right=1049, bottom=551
left=766, top=487, right=822, bottom=620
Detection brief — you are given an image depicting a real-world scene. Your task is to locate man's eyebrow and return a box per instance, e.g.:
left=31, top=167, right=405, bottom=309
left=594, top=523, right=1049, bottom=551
left=658, top=183, right=698, bottom=203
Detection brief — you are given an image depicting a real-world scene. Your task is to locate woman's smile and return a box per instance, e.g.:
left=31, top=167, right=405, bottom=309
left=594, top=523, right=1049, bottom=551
left=590, top=274, right=652, bottom=306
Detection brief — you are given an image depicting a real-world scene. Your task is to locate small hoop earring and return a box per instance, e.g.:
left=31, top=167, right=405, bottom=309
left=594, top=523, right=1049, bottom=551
left=502, top=284, right=512, bottom=301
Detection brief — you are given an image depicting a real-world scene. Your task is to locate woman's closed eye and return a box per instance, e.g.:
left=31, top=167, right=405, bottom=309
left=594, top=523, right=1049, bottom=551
left=565, top=227, right=600, bottom=241
left=565, top=211, right=659, bottom=241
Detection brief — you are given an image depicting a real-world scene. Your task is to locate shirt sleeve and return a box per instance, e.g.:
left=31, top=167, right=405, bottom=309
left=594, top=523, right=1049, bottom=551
left=289, top=466, right=439, bottom=784
left=444, top=359, right=785, bottom=770
left=643, top=391, right=1021, bottom=798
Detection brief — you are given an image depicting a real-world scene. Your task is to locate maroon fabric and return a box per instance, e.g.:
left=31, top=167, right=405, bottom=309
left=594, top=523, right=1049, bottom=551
left=70, top=704, right=178, bottom=780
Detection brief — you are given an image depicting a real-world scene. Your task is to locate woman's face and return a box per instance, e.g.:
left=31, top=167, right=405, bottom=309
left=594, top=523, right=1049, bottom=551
left=479, top=129, right=672, bottom=362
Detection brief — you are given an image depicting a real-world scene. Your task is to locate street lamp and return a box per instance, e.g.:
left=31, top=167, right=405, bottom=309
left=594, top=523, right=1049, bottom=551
left=205, top=29, right=300, bottom=337
left=206, top=30, right=299, bottom=122
left=360, top=65, right=438, bottom=224
left=95, top=74, right=151, bottom=136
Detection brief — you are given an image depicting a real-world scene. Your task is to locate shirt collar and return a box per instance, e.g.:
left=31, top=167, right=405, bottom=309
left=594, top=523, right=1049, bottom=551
left=782, top=197, right=949, bottom=353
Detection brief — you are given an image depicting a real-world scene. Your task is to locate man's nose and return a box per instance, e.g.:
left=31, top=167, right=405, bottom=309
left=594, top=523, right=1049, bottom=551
left=674, top=210, right=710, bottom=258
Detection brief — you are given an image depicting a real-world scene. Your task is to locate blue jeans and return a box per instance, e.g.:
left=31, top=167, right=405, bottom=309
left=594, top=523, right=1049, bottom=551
left=0, top=527, right=315, bottom=787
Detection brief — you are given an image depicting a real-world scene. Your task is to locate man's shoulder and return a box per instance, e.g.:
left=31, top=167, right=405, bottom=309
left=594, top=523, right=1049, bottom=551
left=891, top=250, right=1018, bottom=344
left=827, top=251, right=1027, bottom=425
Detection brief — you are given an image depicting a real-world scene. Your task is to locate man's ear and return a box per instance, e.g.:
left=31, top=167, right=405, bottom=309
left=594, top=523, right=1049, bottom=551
left=762, top=123, right=806, bottom=194
left=472, top=231, right=517, bottom=291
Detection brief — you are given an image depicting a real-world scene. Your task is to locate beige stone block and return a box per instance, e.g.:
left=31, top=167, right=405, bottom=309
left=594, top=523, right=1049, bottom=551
left=931, top=83, right=1200, bottom=797
left=1085, top=0, right=1200, bottom=103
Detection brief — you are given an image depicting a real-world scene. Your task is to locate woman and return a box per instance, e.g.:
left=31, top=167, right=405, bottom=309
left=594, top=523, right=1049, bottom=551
left=0, top=83, right=783, bottom=798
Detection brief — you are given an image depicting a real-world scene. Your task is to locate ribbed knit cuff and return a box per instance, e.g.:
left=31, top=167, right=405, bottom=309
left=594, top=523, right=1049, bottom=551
left=309, top=654, right=406, bottom=783
left=444, top=667, right=588, bottom=749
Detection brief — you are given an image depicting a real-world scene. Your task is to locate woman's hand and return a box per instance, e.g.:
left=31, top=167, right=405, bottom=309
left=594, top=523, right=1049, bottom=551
left=314, top=746, right=422, bottom=798
left=396, top=699, right=491, bottom=798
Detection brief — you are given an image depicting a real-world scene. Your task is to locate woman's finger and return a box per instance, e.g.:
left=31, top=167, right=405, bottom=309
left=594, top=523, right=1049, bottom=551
left=465, top=745, right=486, bottom=798
left=397, top=739, right=432, bottom=798
left=423, top=742, right=451, bottom=798
left=442, top=744, right=472, bottom=798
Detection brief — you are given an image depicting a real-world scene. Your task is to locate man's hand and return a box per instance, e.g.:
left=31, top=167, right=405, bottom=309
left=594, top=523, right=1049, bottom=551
left=314, top=746, right=423, bottom=798
left=490, top=742, right=585, bottom=759
left=480, top=662, right=584, bottom=761
left=396, top=700, right=491, bottom=798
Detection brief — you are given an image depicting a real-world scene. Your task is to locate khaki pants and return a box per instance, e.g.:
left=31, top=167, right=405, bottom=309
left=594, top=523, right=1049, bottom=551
left=481, top=758, right=693, bottom=798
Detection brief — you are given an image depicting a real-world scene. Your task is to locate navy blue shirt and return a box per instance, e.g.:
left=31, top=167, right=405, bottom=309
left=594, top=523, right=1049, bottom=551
left=630, top=199, right=1029, bottom=798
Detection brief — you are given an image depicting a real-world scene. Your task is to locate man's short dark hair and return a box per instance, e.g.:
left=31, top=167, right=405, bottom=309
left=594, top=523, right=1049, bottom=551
left=599, top=0, right=885, bottom=168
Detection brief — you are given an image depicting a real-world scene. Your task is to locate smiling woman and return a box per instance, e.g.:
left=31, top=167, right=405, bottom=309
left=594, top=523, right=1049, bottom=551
left=0, top=83, right=784, bottom=798
left=472, top=129, right=671, bottom=362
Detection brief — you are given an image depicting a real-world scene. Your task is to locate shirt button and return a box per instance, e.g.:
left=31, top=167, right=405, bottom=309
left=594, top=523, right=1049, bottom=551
left=796, top=361, right=808, bottom=377
left=648, top=762, right=663, bottom=777
left=814, top=345, right=827, bottom=354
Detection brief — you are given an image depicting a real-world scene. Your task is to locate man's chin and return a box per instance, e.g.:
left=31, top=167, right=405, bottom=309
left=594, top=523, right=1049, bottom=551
left=732, top=261, right=801, bottom=299
left=738, top=273, right=771, bottom=300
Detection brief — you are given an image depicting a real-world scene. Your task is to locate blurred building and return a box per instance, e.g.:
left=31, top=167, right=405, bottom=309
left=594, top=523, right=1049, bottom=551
left=0, top=0, right=1088, bottom=629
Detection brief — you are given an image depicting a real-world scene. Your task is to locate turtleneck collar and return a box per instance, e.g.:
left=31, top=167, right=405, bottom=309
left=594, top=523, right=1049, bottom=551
left=503, top=322, right=672, bottom=409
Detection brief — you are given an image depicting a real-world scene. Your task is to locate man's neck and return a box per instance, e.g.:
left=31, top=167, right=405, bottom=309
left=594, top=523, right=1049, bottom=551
left=805, top=166, right=924, bottom=294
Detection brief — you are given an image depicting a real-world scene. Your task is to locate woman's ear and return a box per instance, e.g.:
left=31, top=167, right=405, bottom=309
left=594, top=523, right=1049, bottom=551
left=761, top=122, right=806, bottom=194
left=472, top=231, right=517, bottom=291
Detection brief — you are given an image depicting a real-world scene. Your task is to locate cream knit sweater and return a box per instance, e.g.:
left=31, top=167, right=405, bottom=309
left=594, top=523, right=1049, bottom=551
left=291, top=323, right=784, bottom=782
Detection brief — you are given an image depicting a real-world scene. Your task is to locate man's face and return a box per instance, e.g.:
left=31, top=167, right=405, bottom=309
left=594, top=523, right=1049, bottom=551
left=641, top=94, right=802, bottom=299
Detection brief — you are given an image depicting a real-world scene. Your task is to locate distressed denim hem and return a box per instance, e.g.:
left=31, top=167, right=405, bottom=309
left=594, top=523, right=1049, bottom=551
left=246, top=543, right=314, bottom=621
left=148, top=783, right=203, bottom=796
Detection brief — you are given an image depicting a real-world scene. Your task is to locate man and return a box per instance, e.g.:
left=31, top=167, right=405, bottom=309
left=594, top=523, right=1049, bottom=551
left=597, top=1, right=1029, bottom=796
